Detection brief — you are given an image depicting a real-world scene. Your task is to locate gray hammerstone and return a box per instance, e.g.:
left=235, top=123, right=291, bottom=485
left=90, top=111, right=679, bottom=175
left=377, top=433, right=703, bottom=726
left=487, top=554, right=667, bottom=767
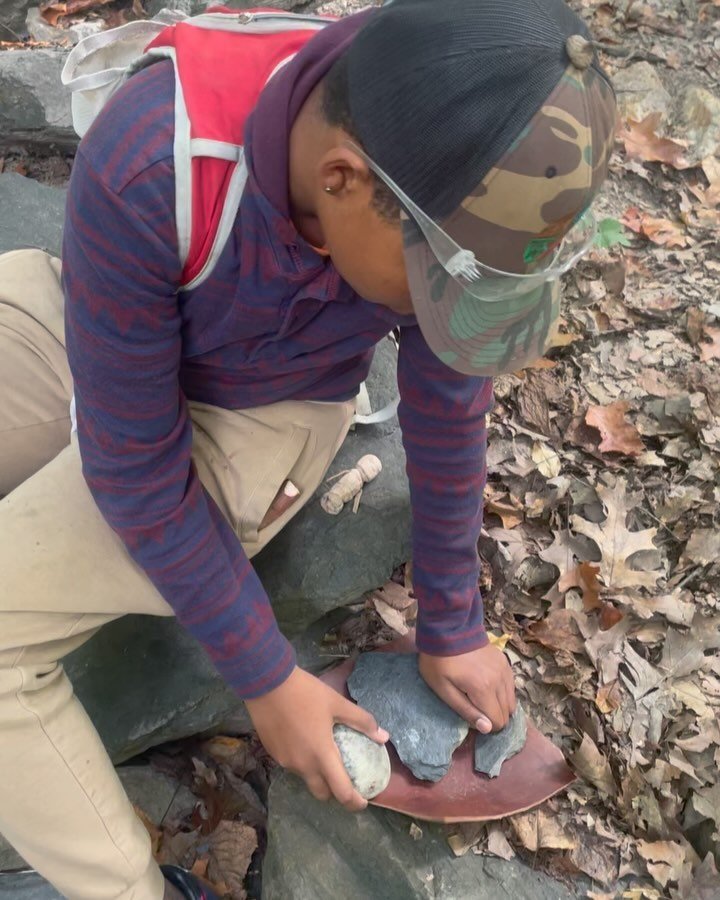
left=333, top=724, right=391, bottom=800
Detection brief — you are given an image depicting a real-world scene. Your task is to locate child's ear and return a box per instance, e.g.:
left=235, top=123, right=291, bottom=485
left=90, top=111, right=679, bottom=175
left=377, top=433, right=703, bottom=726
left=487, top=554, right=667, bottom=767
left=317, top=146, right=374, bottom=201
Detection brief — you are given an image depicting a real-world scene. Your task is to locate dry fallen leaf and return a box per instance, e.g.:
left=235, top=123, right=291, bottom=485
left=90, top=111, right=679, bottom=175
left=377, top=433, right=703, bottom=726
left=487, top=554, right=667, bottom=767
left=570, top=734, right=617, bottom=797
left=571, top=480, right=662, bottom=592
left=638, top=840, right=688, bottom=888
left=619, top=114, right=689, bottom=168
left=585, top=401, right=645, bottom=457
left=207, top=820, right=257, bottom=900
left=39, top=0, right=114, bottom=25
left=559, top=562, right=602, bottom=610
left=622, top=208, right=689, bottom=248
left=510, top=809, right=577, bottom=852
left=372, top=596, right=410, bottom=635
left=595, top=680, right=623, bottom=714
left=531, top=440, right=562, bottom=478
left=447, top=822, right=485, bottom=857
left=525, top=609, right=585, bottom=654
left=487, top=631, right=511, bottom=650
left=486, top=823, right=516, bottom=860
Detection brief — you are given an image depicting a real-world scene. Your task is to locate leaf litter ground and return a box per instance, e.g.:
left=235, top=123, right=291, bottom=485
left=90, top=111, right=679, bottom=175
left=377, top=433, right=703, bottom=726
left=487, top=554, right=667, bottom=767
left=99, top=0, right=719, bottom=898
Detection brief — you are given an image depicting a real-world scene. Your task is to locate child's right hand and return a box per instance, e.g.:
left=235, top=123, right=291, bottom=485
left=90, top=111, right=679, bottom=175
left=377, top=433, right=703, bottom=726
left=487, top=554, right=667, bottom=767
left=245, top=666, right=389, bottom=811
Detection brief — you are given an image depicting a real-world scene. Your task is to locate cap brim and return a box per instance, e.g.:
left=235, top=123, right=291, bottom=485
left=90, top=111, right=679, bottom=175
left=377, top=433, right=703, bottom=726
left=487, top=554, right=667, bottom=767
left=405, top=236, right=561, bottom=377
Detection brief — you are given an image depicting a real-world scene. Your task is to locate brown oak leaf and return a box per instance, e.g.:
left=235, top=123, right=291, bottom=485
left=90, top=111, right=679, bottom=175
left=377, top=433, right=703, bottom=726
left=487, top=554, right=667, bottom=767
left=619, top=113, right=689, bottom=168
left=570, top=734, right=617, bottom=797
left=558, top=562, right=601, bottom=611
left=571, top=480, right=662, bottom=592
left=621, top=207, right=688, bottom=247
left=207, top=820, right=258, bottom=900
left=585, top=401, right=645, bottom=457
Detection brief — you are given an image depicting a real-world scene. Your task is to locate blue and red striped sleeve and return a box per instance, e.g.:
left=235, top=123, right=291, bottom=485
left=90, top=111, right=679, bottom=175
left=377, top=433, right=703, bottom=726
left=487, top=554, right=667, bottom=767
left=62, top=147, right=295, bottom=701
left=397, top=324, right=493, bottom=655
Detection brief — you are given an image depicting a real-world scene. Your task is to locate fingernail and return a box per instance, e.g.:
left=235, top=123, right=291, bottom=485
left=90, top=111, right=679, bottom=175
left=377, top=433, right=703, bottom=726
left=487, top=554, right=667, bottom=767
left=377, top=727, right=390, bottom=742
left=475, top=716, right=492, bottom=733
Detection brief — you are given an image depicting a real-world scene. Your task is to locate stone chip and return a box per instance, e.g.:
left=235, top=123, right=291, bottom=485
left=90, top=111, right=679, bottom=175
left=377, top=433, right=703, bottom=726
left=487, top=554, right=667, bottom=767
left=474, top=705, right=528, bottom=778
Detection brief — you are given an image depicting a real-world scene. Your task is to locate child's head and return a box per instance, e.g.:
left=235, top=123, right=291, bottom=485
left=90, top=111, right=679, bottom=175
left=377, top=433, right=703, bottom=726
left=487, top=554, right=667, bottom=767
left=308, top=0, right=616, bottom=375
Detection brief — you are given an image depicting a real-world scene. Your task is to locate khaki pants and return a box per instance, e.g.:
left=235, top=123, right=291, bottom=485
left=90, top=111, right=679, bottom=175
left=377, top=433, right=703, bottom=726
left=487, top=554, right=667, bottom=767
left=0, top=250, right=355, bottom=900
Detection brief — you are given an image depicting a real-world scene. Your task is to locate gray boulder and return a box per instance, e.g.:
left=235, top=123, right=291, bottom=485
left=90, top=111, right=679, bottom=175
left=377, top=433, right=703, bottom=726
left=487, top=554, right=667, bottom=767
left=0, top=49, right=75, bottom=149
left=671, top=83, right=720, bottom=165
left=0, top=0, right=32, bottom=38
left=0, top=174, right=66, bottom=257
left=263, top=770, right=579, bottom=900
left=612, top=61, right=671, bottom=124
left=64, top=604, right=356, bottom=764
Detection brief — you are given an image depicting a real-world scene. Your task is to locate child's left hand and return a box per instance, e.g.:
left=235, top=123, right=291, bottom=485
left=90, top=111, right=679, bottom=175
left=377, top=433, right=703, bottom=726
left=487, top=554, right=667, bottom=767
left=418, top=644, right=516, bottom=733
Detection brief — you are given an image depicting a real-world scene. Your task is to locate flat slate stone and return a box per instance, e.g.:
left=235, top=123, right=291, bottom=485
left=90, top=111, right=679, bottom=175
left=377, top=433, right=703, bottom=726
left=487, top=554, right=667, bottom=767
left=347, top=653, right=468, bottom=782
left=0, top=174, right=66, bottom=257
left=262, top=770, right=581, bottom=900
left=474, top=705, right=528, bottom=778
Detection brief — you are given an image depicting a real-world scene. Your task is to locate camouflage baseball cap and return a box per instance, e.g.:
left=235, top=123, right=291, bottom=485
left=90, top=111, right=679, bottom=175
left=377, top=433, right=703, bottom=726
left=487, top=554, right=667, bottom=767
left=346, top=1, right=617, bottom=376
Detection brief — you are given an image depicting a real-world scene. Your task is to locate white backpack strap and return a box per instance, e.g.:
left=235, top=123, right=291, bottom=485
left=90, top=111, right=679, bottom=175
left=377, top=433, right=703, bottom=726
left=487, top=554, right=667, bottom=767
left=180, top=150, right=249, bottom=292
left=352, top=332, right=401, bottom=427
left=352, top=394, right=400, bottom=426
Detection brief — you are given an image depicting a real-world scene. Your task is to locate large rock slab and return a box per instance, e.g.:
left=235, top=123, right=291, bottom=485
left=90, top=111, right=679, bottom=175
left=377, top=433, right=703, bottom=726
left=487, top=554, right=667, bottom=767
left=263, top=770, right=580, bottom=900
left=0, top=873, right=62, bottom=899
left=65, top=616, right=241, bottom=764
left=63, top=604, right=356, bottom=765
left=0, top=174, right=66, bottom=257
left=347, top=652, right=468, bottom=782
left=0, top=48, right=75, bottom=149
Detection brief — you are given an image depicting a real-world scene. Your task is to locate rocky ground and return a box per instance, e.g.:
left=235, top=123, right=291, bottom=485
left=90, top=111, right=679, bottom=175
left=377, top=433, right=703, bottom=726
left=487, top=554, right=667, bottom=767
left=1, top=0, right=719, bottom=898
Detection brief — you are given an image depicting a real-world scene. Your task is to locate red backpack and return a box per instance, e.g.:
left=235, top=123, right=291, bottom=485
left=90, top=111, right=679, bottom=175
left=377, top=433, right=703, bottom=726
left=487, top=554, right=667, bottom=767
left=63, top=8, right=334, bottom=289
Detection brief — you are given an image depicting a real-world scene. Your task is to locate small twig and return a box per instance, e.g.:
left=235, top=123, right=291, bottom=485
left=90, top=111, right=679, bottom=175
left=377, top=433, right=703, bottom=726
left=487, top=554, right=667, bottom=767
left=0, top=23, right=23, bottom=41
left=677, top=565, right=702, bottom=589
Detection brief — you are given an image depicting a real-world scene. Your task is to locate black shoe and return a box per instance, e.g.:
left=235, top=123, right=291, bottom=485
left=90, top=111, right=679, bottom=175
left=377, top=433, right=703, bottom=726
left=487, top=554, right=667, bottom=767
left=160, top=865, right=221, bottom=900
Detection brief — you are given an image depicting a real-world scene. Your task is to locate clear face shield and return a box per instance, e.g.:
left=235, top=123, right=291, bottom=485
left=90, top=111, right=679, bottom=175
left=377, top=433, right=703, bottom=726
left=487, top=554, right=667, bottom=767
left=346, top=141, right=598, bottom=375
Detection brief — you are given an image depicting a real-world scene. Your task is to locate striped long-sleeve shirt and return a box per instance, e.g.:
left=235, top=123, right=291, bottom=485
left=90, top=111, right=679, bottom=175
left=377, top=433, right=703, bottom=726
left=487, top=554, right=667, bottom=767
left=63, top=22, right=492, bottom=700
